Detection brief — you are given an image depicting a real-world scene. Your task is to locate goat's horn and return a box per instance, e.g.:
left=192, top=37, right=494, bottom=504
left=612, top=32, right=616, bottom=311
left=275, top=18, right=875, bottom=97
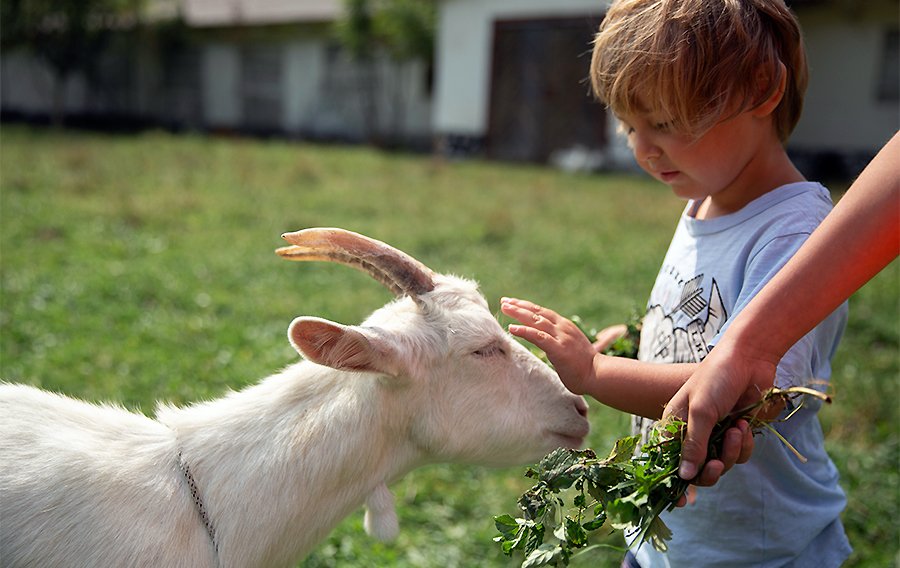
left=276, top=228, right=436, bottom=298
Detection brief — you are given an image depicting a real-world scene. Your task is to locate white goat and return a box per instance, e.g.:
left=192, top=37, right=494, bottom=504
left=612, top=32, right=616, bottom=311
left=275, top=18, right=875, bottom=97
left=0, top=228, right=589, bottom=568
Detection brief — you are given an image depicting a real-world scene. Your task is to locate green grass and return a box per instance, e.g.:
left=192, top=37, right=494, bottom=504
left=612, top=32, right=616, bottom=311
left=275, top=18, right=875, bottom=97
left=1, top=126, right=896, bottom=567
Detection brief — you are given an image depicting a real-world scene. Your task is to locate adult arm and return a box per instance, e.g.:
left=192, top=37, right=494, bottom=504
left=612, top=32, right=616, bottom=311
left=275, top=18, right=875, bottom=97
left=666, top=132, right=900, bottom=482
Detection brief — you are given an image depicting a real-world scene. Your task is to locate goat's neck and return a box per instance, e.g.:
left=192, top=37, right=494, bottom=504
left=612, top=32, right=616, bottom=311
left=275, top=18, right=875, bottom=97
left=158, top=362, right=419, bottom=567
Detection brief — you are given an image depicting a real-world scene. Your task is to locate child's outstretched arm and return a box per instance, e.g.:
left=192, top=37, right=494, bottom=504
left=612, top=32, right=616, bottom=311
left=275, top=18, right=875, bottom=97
left=501, top=297, right=691, bottom=419
left=501, top=297, right=753, bottom=485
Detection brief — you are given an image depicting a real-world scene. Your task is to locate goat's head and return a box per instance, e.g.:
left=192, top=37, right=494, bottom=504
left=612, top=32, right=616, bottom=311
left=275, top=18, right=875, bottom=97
left=276, top=228, right=589, bottom=466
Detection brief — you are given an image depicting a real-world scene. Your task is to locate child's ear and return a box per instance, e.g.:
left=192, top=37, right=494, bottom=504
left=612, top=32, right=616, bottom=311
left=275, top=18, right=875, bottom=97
left=752, top=61, right=787, bottom=118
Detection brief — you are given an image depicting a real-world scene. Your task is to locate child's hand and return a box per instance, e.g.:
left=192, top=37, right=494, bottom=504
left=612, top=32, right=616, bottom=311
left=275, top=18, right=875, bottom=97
left=501, top=297, right=596, bottom=396
left=593, top=324, right=628, bottom=353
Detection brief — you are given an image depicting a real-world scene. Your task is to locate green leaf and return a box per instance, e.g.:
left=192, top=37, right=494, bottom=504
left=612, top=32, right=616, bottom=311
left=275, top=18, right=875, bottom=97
left=605, top=498, right=639, bottom=530
left=522, top=543, right=564, bottom=568
left=643, top=514, right=673, bottom=552
left=491, top=382, right=830, bottom=563
left=582, top=511, right=607, bottom=531
left=494, top=514, right=521, bottom=538
left=585, top=463, right=627, bottom=492
left=536, top=448, right=590, bottom=491
left=524, top=522, right=546, bottom=555
left=503, top=536, right=522, bottom=555
left=573, top=493, right=586, bottom=508
left=620, top=489, right=649, bottom=508
left=494, top=514, right=530, bottom=555
left=565, top=517, right=588, bottom=547
left=519, top=484, right=553, bottom=520
left=501, top=537, right=519, bottom=556
left=605, top=435, right=640, bottom=463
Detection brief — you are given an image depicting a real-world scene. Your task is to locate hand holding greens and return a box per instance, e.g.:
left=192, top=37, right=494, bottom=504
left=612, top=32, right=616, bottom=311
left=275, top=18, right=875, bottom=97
left=494, top=386, right=831, bottom=567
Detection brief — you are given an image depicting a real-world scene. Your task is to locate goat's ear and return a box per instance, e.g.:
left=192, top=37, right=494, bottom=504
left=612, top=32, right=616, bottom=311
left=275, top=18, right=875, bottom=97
left=288, top=317, right=401, bottom=376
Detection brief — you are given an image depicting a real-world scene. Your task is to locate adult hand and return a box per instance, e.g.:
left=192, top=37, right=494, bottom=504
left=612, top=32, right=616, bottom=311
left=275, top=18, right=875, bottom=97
left=666, top=134, right=899, bottom=484
left=673, top=417, right=753, bottom=506
left=663, top=338, right=775, bottom=482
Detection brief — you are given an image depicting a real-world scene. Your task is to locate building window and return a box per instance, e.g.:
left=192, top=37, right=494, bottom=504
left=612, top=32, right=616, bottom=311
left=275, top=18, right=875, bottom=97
left=876, top=29, right=899, bottom=103
left=241, top=45, right=283, bottom=132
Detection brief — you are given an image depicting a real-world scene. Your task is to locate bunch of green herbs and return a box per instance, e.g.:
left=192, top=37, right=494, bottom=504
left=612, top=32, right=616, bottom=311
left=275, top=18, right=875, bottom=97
left=494, top=386, right=832, bottom=567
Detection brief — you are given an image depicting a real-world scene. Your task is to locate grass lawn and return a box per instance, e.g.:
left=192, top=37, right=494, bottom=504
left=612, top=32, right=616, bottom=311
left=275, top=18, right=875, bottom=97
left=1, top=126, right=896, bottom=567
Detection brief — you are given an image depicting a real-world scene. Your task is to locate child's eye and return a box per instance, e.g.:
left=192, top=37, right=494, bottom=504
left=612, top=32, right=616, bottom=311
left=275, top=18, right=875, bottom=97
left=654, top=121, right=671, bottom=132
left=616, top=119, right=635, bottom=135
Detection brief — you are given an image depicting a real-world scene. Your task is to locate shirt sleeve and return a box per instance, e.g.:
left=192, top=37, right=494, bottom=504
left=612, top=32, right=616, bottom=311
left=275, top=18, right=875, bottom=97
left=713, top=230, right=848, bottom=392
left=713, top=230, right=813, bottom=346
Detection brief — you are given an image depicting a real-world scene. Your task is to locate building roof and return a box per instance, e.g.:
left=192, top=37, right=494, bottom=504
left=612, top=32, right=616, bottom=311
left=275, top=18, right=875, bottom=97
left=180, top=0, right=343, bottom=27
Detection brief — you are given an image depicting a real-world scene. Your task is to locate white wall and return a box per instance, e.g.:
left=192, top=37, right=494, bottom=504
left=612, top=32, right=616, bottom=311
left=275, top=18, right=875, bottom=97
left=283, top=40, right=326, bottom=133
left=1, top=51, right=89, bottom=115
left=792, top=6, right=899, bottom=152
left=203, top=44, right=241, bottom=127
left=433, top=0, right=897, bottom=161
left=1, top=33, right=431, bottom=143
left=433, top=0, right=609, bottom=135
left=196, top=39, right=431, bottom=140
left=200, top=40, right=336, bottom=134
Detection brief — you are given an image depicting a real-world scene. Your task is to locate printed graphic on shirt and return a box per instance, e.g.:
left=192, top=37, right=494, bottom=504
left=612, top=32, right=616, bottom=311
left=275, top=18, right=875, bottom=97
left=640, top=276, right=728, bottom=364
left=634, top=276, right=729, bottom=442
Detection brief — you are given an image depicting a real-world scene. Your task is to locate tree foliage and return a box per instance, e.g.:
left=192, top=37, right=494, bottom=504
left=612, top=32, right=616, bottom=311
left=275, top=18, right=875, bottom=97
left=332, top=0, right=436, bottom=145
left=334, top=0, right=436, bottom=63
left=0, top=0, right=141, bottom=125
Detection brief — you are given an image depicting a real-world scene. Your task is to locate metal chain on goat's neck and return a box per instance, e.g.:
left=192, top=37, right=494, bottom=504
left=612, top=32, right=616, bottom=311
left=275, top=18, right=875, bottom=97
left=177, top=449, right=220, bottom=566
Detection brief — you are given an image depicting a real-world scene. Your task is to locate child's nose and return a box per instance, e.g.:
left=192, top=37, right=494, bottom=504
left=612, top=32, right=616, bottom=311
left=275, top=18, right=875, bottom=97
left=631, top=132, right=662, bottom=167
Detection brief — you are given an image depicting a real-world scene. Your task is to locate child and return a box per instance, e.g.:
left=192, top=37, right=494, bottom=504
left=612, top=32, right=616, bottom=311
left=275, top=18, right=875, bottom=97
left=669, top=132, right=899, bottom=483
left=501, top=0, right=852, bottom=566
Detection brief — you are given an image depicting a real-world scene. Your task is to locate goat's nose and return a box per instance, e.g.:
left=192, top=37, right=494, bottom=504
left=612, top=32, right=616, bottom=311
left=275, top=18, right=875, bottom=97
left=574, top=396, right=589, bottom=417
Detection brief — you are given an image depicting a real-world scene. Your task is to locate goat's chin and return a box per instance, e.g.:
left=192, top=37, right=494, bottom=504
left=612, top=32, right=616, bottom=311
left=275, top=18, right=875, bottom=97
left=512, top=434, right=587, bottom=465
left=548, top=432, right=586, bottom=450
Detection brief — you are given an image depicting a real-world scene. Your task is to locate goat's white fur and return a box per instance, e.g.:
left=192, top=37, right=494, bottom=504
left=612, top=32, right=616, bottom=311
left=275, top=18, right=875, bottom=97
left=1, top=272, right=589, bottom=568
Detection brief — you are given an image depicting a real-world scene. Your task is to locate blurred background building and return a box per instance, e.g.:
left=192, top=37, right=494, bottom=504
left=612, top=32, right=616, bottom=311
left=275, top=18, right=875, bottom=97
left=2, top=0, right=896, bottom=179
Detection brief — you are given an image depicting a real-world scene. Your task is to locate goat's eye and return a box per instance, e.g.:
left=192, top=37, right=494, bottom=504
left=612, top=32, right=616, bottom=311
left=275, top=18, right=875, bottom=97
left=473, top=343, right=505, bottom=357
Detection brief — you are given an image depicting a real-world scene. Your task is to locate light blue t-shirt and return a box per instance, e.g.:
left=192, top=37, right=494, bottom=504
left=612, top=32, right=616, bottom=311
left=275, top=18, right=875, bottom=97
left=630, top=182, right=852, bottom=567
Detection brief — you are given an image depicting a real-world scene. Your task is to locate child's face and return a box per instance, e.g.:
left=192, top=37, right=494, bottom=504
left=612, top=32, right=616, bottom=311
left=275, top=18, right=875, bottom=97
left=616, top=104, right=778, bottom=210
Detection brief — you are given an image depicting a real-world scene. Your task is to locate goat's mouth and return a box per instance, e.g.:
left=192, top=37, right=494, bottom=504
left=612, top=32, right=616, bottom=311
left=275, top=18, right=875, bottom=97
left=547, top=402, right=590, bottom=449
left=549, top=430, right=588, bottom=450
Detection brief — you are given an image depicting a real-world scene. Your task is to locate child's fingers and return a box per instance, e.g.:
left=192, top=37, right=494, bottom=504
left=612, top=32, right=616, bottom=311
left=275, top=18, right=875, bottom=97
left=500, top=298, right=559, bottom=330
left=501, top=302, right=539, bottom=327
left=593, top=324, right=628, bottom=352
left=501, top=297, right=559, bottom=319
left=508, top=324, right=550, bottom=344
left=500, top=297, right=538, bottom=310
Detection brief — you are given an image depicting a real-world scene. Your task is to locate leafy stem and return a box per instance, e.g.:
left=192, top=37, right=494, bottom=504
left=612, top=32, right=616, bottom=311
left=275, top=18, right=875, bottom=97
left=493, top=385, right=831, bottom=567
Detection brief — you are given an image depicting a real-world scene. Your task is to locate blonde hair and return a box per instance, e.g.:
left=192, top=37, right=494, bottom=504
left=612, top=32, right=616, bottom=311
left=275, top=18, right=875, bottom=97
left=591, top=0, right=808, bottom=141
